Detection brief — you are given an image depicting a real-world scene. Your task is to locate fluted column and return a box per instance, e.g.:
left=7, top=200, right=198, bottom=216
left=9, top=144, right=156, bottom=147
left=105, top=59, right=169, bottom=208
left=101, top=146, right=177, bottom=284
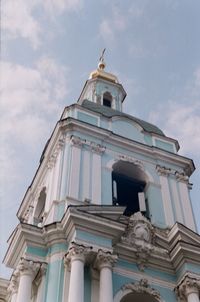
left=175, top=275, right=200, bottom=302
left=7, top=273, right=19, bottom=302
left=95, top=250, right=117, bottom=302
left=16, top=259, right=40, bottom=302
left=65, top=243, right=90, bottom=302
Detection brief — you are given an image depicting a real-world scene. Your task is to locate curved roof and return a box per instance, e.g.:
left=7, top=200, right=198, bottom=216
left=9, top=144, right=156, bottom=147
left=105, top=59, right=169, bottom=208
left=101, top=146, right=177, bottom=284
left=81, top=100, right=165, bottom=137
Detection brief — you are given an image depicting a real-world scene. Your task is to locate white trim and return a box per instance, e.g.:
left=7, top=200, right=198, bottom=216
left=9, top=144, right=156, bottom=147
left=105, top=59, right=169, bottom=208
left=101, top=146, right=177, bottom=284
left=68, top=145, right=81, bottom=200
left=159, top=175, right=174, bottom=227
left=92, top=152, right=102, bottom=205
left=82, top=149, right=91, bottom=201
left=178, top=182, right=196, bottom=231
left=170, top=178, right=184, bottom=224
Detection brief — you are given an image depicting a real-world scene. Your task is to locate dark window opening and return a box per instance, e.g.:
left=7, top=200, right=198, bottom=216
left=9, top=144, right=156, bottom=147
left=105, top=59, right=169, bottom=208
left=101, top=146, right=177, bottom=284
left=103, top=92, right=112, bottom=108
left=34, top=187, right=46, bottom=225
left=112, top=171, right=146, bottom=217
left=103, top=98, right=112, bottom=107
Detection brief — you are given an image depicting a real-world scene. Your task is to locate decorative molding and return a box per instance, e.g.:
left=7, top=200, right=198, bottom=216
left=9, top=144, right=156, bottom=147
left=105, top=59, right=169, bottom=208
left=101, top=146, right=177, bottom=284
left=90, top=142, right=106, bottom=154
left=70, top=135, right=84, bottom=148
left=7, top=272, right=19, bottom=295
left=118, top=155, right=144, bottom=170
left=95, top=249, right=117, bottom=270
left=64, top=243, right=92, bottom=268
left=121, top=279, right=162, bottom=301
left=175, top=172, right=189, bottom=183
left=17, top=258, right=41, bottom=277
left=156, top=165, right=171, bottom=176
left=175, top=275, right=200, bottom=301
left=121, top=212, right=168, bottom=271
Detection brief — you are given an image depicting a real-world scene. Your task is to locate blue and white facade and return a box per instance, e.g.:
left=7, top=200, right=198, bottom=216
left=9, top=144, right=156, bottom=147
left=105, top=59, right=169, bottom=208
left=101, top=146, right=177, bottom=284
left=1, top=59, right=200, bottom=302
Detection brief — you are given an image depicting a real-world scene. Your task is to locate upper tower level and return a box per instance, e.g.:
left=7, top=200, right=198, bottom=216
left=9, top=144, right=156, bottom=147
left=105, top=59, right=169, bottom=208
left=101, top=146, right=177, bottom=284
left=78, top=50, right=126, bottom=111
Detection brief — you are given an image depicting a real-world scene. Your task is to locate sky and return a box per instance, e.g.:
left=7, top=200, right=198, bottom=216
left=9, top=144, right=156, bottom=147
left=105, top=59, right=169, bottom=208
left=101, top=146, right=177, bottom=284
left=1, top=0, right=200, bottom=278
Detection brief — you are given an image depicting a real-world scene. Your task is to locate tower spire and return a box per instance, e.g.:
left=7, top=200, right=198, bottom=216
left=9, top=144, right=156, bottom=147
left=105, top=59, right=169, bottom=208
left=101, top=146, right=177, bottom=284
left=98, top=48, right=106, bottom=70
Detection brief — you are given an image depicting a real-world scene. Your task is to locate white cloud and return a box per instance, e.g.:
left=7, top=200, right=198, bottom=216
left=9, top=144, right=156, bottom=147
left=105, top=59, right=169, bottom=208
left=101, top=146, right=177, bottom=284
left=149, top=67, right=200, bottom=156
left=0, top=57, right=69, bottom=199
left=99, top=6, right=127, bottom=44
left=2, top=0, right=83, bottom=49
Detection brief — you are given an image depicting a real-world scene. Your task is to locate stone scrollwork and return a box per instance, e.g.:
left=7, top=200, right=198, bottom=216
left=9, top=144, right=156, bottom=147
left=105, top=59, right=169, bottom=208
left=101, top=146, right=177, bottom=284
left=7, top=271, right=19, bottom=296
left=64, top=243, right=93, bottom=269
left=90, top=142, right=106, bottom=154
left=17, top=258, right=41, bottom=277
left=175, top=171, right=189, bottom=183
left=70, top=135, right=85, bottom=148
left=118, top=155, right=144, bottom=170
left=95, top=249, right=118, bottom=270
left=156, top=165, right=171, bottom=176
left=121, top=212, right=155, bottom=271
left=175, top=275, right=200, bottom=302
left=122, top=279, right=162, bottom=301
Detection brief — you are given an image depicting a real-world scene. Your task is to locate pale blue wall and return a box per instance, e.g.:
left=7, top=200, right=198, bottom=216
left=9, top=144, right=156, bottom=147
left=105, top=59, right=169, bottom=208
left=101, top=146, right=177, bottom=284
left=77, top=111, right=98, bottom=126
left=76, top=230, right=112, bottom=248
left=112, top=119, right=144, bottom=143
left=155, top=139, right=175, bottom=153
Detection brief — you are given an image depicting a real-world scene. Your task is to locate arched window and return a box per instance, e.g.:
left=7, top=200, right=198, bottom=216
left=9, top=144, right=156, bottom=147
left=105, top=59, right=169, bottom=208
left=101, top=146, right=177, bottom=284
left=112, top=161, right=149, bottom=217
left=33, top=187, right=46, bottom=226
left=103, top=91, right=112, bottom=108
left=121, top=292, right=158, bottom=302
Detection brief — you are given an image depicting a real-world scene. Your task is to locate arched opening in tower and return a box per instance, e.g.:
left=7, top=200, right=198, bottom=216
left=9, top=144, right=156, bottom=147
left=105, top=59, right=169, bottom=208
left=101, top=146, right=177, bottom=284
left=103, top=91, right=112, bottom=107
left=112, top=161, right=149, bottom=217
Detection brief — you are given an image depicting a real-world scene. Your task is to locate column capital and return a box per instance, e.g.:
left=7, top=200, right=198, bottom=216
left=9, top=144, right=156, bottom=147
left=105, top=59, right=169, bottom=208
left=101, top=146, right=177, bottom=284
left=17, top=258, right=41, bottom=278
left=175, top=275, right=200, bottom=301
left=156, top=165, right=171, bottom=176
left=175, top=171, right=189, bottom=183
left=7, top=273, right=19, bottom=295
left=64, top=243, right=92, bottom=267
left=90, top=142, right=106, bottom=154
left=70, top=135, right=84, bottom=148
left=95, top=250, right=117, bottom=270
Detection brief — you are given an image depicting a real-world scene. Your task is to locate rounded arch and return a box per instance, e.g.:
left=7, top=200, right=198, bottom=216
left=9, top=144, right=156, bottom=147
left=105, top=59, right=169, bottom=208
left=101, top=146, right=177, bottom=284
left=114, top=281, right=165, bottom=302
left=112, top=160, right=149, bottom=216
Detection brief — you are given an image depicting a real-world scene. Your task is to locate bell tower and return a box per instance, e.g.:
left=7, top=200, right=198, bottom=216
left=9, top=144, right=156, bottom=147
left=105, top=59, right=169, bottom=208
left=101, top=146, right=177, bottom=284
left=1, top=57, right=200, bottom=302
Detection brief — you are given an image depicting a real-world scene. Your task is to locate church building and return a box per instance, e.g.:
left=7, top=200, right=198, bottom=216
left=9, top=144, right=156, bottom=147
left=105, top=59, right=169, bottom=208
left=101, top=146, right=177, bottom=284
left=1, top=55, right=200, bottom=302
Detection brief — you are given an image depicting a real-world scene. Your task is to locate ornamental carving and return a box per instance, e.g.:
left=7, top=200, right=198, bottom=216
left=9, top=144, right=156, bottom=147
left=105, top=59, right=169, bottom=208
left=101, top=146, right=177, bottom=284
left=156, top=165, right=171, bottom=176
left=122, top=279, right=162, bottom=301
left=7, top=272, right=19, bottom=295
left=175, top=172, right=189, bottom=183
left=121, top=212, right=155, bottom=271
left=175, top=275, right=200, bottom=301
left=64, top=243, right=92, bottom=268
left=90, top=142, right=106, bottom=154
left=17, top=258, right=40, bottom=277
left=118, top=155, right=144, bottom=170
left=70, top=135, right=84, bottom=147
left=95, top=250, right=117, bottom=270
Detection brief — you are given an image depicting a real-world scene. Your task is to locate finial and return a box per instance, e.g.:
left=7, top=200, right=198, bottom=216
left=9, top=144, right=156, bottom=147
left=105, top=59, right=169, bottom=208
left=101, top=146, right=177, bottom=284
left=98, top=48, right=106, bottom=70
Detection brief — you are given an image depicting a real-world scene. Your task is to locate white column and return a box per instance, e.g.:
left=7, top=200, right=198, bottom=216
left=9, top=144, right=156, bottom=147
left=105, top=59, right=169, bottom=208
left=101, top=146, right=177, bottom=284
left=62, top=258, right=71, bottom=302
left=68, top=136, right=83, bottom=200
left=95, top=250, right=117, bottom=302
left=36, top=263, right=47, bottom=302
left=176, top=172, right=196, bottom=231
left=156, top=166, right=174, bottom=227
left=176, top=275, right=200, bottom=302
left=66, top=244, right=88, bottom=302
left=91, top=143, right=105, bottom=205
left=16, top=259, right=40, bottom=302
left=45, top=163, right=54, bottom=212
left=7, top=273, right=18, bottom=302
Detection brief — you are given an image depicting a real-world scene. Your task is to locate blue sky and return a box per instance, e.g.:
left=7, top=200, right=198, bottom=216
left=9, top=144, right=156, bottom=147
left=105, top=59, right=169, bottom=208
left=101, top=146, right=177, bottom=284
left=1, top=0, right=200, bottom=278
